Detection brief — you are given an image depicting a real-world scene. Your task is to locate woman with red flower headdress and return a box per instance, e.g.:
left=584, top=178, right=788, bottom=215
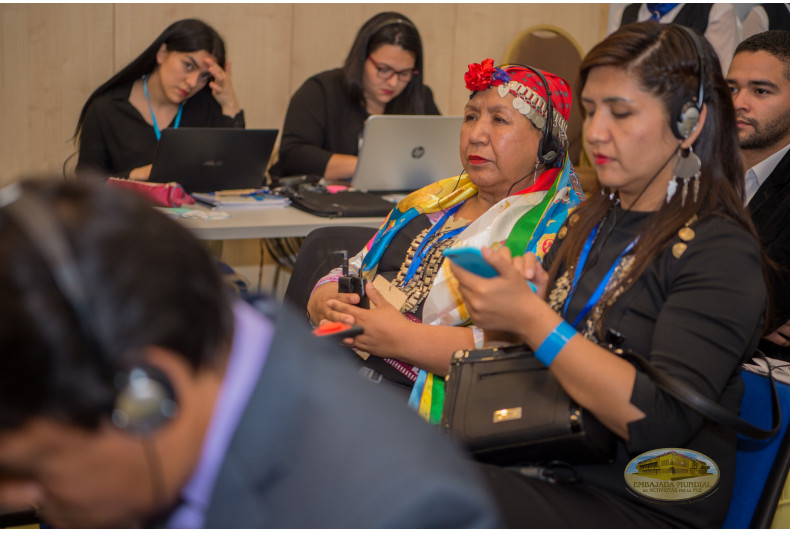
left=307, top=60, right=584, bottom=406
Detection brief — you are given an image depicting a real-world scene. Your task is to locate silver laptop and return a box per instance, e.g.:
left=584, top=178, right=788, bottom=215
left=352, top=115, right=463, bottom=194
left=149, top=128, right=278, bottom=193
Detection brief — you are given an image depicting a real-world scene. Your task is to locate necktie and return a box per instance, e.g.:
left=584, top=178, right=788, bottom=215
left=646, top=3, right=679, bottom=21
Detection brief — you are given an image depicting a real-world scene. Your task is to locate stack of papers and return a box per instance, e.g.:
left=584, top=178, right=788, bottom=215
left=191, top=190, right=290, bottom=209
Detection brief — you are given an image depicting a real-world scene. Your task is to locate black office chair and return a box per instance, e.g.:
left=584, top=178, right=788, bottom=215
left=283, top=225, right=377, bottom=316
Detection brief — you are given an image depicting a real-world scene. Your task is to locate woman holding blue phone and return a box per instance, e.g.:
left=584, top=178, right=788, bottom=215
left=74, top=19, right=244, bottom=180
left=307, top=60, right=584, bottom=405
left=451, top=23, right=767, bottom=528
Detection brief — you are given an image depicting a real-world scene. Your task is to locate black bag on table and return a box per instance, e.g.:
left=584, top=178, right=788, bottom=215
left=283, top=184, right=395, bottom=218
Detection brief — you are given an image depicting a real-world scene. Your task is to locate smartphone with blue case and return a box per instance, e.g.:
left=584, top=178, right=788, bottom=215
left=443, top=247, right=499, bottom=277
left=443, top=247, right=538, bottom=292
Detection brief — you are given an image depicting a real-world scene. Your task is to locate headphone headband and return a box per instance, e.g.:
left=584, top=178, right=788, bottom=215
left=500, top=63, right=562, bottom=164
left=680, top=26, right=705, bottom=113
left=672, top=26, right=706, bottom=140
left=366, top=16, right=416, bottom=39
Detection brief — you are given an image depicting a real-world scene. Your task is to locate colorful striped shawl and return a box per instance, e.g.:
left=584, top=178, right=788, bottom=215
left=408, top=155, right=584, bottom=423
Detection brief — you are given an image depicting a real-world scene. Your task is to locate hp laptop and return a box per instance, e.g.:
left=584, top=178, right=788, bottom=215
left=149, top=128, right=278, bottom=193
left=352, top=115, right=463, bottom=194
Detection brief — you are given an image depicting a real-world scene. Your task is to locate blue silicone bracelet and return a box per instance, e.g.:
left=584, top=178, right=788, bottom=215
left=534, top=321, right=577, bottom=366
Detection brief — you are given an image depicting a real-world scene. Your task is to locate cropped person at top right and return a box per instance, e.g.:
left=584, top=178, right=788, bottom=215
left=726, top=30, right=790, bottom=360
left=607, top=3, right=740, bottom=72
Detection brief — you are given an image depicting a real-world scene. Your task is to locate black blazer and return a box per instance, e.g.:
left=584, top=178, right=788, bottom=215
left=749, top=148, right=790, bottom=357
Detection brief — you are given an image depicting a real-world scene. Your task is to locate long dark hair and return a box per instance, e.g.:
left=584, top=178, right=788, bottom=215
left=73, top=18, right=226, bottom=140
left=342, top=11, right=428, bottom=114
left=547, top=22, right=765, bottom=330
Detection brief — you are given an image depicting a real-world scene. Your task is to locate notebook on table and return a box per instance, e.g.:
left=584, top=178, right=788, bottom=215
left=287, top=115, right=463, bottom=217
left=148, top=128, right=278, bottom=194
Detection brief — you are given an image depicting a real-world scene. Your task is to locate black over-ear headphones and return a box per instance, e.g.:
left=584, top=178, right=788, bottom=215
left=501, top=64, right=565, bottom=165
left=0, top=184, right=178, bottom=434
left=365, top=16, right=417, bottom=38
left=671, top=26, right=706, bottom=140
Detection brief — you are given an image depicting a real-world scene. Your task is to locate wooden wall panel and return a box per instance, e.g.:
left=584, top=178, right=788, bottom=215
left=0, top=4, right=113, bottom=185
left=0, top=3, right=607, bottom=185
left=449, top=3, right=608, bottom=114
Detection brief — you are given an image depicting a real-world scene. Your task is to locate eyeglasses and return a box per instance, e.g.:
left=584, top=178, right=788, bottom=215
left=367, top=56, right=418, bottom=82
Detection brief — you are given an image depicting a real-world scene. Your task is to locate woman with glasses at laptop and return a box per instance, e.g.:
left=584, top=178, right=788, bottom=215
left=307, top=61, right=584, bottom=409
left=269, top=12, right=439, bottom=182
left=73, top=18, right=244, bottom=181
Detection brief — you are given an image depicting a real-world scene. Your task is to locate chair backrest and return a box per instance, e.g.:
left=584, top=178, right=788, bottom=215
left=503, top=24, right=585, bottom=167
left=723, top=369, right=790, bottom=528
left=283, top=225, right=377, bottom=315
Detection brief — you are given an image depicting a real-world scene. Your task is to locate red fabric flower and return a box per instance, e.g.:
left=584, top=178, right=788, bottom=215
left=465, top=58, right=496, bottom=91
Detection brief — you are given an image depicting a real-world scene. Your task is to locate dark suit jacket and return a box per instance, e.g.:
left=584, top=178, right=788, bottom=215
left=749, top=147, right=790, bottom=358
left=202, top=301, right=500, bottom=528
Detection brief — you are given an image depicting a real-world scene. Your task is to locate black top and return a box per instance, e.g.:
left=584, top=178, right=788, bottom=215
left=271, top=68, right=440, bottom=179
left=76, top=82, right=245, bottom=179
left=620, top=3, right=713, bottom=33
left=544, top=206, right=766, bottom=527
left=749, top=147, right=790, bottom=358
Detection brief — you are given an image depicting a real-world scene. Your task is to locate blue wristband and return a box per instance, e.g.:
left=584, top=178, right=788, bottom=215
left=534, top=321, right=577, bottom=366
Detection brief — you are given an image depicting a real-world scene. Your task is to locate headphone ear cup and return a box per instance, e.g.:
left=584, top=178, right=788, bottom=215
left=673, top=100, right=701, bottom=140
left=539, top=129, right=561, bottom=165
left=111, top=364, right=179, bottom=434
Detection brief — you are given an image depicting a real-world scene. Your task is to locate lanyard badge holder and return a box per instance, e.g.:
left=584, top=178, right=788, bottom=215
left=337, top=250, right=369, bottom=308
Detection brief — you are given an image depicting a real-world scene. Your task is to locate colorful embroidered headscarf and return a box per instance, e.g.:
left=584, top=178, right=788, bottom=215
left=466, top=59, right=573, bottom=167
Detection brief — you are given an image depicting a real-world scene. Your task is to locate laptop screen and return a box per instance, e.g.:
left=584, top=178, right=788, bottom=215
left=149, top=128, right=278, bottom=193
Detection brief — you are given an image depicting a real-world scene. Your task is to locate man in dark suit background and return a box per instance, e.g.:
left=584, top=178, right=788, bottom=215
left=0, top=179, right=500, bottom=528
left=727, top=30, right=790, bottom=360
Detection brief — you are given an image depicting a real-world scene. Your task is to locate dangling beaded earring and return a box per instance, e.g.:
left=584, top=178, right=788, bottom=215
left=669, top=146, right=701, bottom=206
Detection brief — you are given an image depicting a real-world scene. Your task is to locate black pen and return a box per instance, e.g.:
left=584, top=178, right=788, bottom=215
left=191, top=195, right=217, bottom=208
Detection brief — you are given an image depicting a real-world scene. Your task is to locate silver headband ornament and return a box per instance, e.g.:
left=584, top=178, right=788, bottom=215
left=497, top=81, right=568, bottom=139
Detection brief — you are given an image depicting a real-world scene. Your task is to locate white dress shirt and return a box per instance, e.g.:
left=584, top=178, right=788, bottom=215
left=745, top=143, right=790, bottom=204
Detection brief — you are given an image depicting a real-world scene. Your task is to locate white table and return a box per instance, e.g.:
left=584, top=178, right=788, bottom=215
left=176, top=205, right=382, bottom=240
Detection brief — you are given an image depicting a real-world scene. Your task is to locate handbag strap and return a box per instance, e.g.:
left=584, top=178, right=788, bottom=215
left=623, top=349, right=781, bottom=440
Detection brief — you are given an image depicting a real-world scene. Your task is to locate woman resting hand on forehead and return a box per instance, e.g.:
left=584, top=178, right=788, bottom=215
left=307, top=59, right=583, bottom=410
left=74, top=18, right=244, bottom=181
left=452, top=22, right=768, bottom=528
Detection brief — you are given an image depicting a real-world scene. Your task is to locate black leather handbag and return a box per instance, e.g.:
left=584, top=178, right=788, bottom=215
left=441, top=344, right=782, bottom=467
left=441, top=344, right=616, bottom=466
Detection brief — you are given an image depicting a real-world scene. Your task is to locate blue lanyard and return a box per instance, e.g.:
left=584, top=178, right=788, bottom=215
left=403, top=203, right=466, bottom=284
left=562, top=223, right=639, bottom=328
left=142, top=75, right=184, bottom=141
